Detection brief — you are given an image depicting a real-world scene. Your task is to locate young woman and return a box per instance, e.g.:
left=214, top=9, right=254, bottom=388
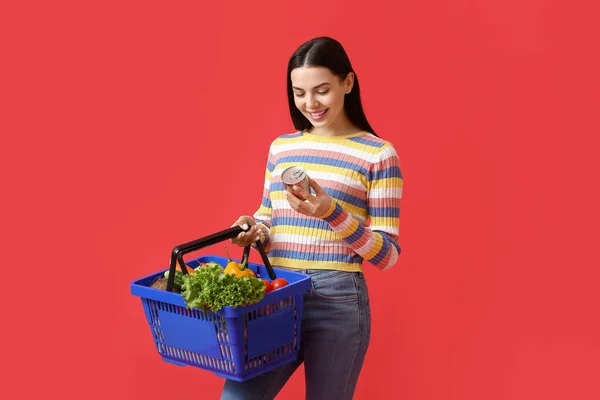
left=222, top=36, right=403, bottom=400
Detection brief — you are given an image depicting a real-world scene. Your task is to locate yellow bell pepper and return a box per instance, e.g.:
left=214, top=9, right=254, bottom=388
left=238, top=267, right=255, bottom=278
left=239, top=252, right=255, bottom=277
left=223, top=246, right=256, bottom=278
left=224, top=260, right=242, bottom=276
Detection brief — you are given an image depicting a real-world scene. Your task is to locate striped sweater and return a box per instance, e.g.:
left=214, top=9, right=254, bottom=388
left=252, top=130, right=403, bottom=272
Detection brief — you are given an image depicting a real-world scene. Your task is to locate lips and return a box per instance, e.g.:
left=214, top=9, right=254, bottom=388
left=307, top=109, right=328, bottom=121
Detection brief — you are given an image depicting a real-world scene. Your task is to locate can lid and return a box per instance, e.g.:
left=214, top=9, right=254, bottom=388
left=281, top=166, right=307, bottom=185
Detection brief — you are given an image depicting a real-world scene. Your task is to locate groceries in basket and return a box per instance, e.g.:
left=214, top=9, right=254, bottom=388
left=149, top=247, right=289, bottom=313
left=130, top=225, right=310, bottom=382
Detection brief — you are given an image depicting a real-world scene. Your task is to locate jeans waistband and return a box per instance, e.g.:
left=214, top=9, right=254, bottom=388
left=279, top=267, right=364, bottom=280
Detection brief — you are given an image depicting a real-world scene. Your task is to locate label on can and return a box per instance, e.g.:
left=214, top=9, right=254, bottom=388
left=281, top=166, right=310, bottom=198
left=281, top=166, right=307, bottom=185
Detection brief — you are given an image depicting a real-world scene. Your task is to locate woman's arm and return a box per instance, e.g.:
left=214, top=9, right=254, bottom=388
left=252, top=147, right=276, bottom=253
left=285, top=143, right=402, bottom=270
left=318, top=143, right=402, bottom=270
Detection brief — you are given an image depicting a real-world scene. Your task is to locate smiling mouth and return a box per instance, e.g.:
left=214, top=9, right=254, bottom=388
left=307, top=109, right=328, bottom=120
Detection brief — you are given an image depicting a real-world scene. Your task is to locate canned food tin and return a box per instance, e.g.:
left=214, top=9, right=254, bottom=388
left=281, top=166, right=311, bottom=199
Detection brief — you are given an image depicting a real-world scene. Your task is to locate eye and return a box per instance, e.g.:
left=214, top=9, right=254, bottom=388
left=317, top=89, right=329, bottom=95
left=295, top=92, right=305, bottom=98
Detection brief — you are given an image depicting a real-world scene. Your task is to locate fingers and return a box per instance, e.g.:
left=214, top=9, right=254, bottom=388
left=230, top=216, right=259, bottom=246
left=236, top=232, right=261, bottom=246
left=284, top=190, right=305, bottom=213
left=237, top=225, right=258, bottom=239
left=231, top=224, right=262, bottom=246
left=291, top=185, right=310, bottom=201
left=285, top=184, right=331, bottom=217
left=308, top=177, right=325, bottom=195
left=231, top=216, right=255, bottom=230
left=283, top=177, right=330, bottom=218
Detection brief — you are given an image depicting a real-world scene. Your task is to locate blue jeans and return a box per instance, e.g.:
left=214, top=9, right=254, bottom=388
left=221, top=269, right=371, bottom=400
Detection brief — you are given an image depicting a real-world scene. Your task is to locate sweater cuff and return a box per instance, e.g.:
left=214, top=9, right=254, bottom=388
left=321, top=201, right=360, bottom=240
left=317, top=199, right=338, bottom=220
left=320, top=200, right=347, bottom=223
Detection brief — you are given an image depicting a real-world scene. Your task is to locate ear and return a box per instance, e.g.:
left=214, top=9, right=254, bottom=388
left=344, top=72, right=355, bottom=94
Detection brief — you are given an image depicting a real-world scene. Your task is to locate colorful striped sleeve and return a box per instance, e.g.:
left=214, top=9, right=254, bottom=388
left=319, top=143, right=402, bottom=270
left=252, top=145, right=276, bottom=253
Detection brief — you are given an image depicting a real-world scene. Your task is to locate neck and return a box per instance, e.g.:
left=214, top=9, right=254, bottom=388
left=309, top=113, right=360, bottom=137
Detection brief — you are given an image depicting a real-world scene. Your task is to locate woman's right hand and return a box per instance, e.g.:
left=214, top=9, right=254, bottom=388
left=230, top=216, right=262, bottom=247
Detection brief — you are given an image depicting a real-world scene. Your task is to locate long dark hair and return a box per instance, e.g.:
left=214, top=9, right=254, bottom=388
left=287, top=36, right=378, bottom=137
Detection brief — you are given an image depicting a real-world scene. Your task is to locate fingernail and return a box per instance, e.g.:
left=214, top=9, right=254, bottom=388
left=242, top=223, right=248, bottom=230
left=292, top=185, right=299, bottom=191
left=255, top=236, right=260, bottom=242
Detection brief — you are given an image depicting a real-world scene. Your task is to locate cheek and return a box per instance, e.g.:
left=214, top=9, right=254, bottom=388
left=328, top=93, right=345, bottom=110
left=294, top=97, right=305, bottom=111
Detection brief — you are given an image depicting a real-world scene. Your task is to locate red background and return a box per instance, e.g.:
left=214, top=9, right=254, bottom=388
left=2, top=1, right=599, bottom=399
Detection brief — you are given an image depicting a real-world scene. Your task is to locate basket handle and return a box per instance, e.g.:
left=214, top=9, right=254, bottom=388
left=165, top=226, right=275, bottom=291
left=255, top=239, right=276, bottom=280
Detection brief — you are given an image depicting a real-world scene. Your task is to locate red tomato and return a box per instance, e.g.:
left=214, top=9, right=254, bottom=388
left=262, top=279, right=273, bottom=293
left=271, top=278, right=289, bottom=290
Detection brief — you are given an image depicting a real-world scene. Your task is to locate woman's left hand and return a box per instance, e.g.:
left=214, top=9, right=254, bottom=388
left=284, top=177, right=333, bottom=218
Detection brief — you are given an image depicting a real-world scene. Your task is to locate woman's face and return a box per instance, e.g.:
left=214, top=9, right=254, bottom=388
left=290, top=66, right=354, bottom=133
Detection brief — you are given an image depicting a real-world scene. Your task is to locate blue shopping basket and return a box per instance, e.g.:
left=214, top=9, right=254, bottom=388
left=130, top=226, right=311, bottom=382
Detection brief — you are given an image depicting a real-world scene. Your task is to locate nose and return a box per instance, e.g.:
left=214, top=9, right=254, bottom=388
left=305, top=93, right=320, bottom=110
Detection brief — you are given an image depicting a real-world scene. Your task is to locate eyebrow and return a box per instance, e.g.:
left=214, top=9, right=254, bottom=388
left=292, top=82, right=330, bottom=91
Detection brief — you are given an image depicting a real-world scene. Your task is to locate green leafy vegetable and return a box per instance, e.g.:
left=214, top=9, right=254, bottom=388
left=202, top=261, right=221, bottom=268
left=163, top=261, right=221, bottom=291
left=181, top=263, right=265, bottom=312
